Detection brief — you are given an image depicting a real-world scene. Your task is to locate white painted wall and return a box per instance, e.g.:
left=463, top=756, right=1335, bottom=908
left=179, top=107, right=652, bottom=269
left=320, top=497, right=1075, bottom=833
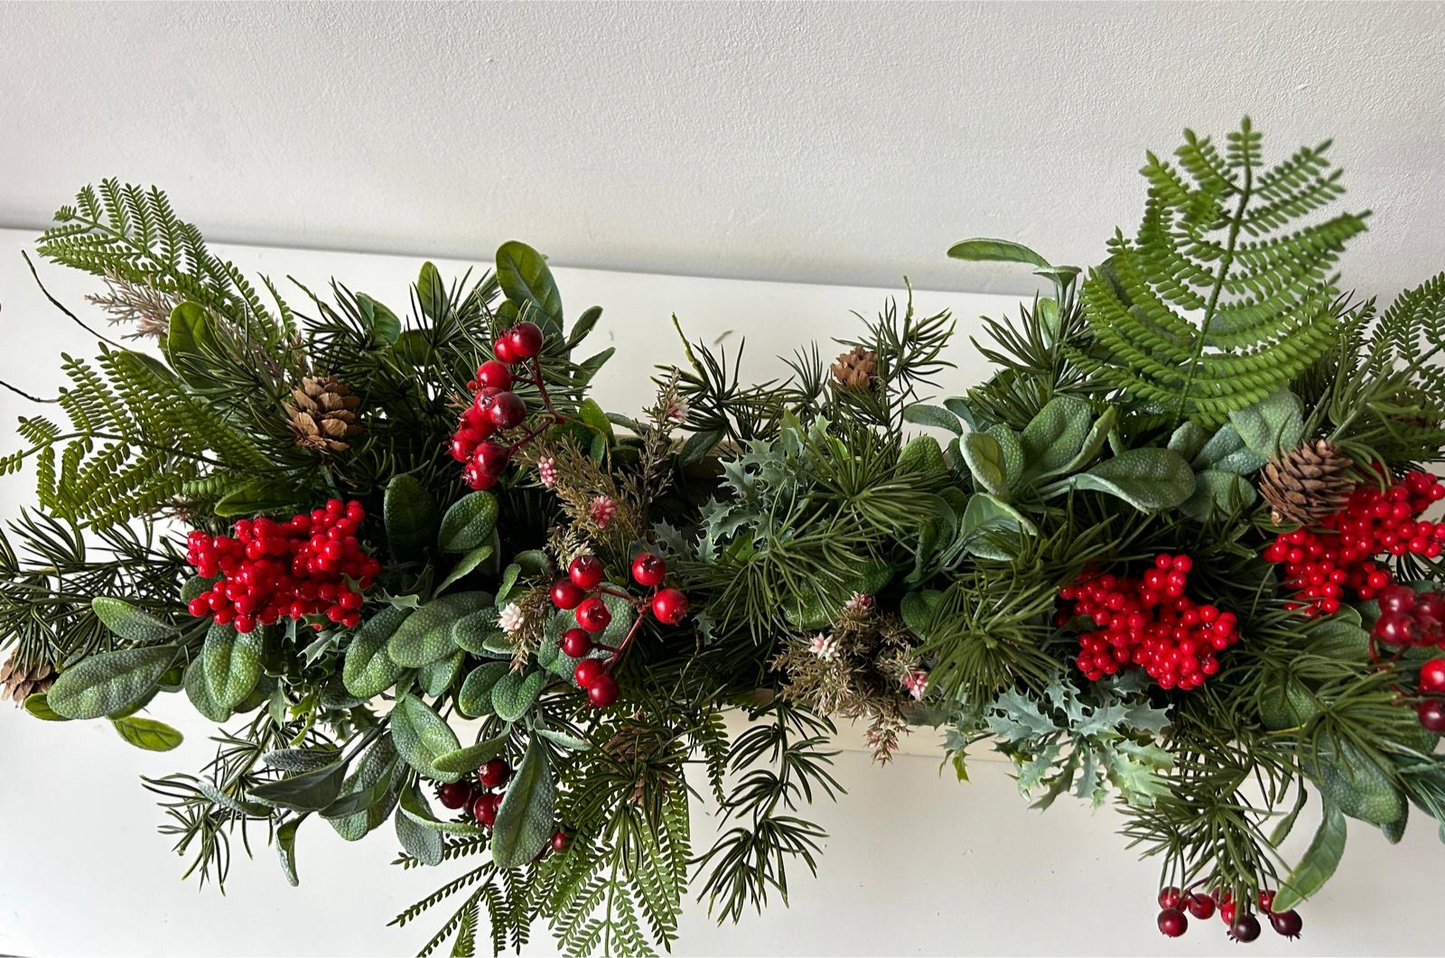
left=0, top=232, right=1441, bottom=957
left=1, top=1, right=1444, bottom=301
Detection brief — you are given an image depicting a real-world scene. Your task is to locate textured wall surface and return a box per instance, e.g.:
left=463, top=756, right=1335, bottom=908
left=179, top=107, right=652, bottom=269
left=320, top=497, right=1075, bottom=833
left=0, top=231, right=1441, bottom=957
left=1, top=1, right=1443, bottom=298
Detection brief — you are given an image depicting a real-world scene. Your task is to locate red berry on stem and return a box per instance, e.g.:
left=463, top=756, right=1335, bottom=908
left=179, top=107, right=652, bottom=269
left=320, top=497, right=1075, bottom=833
left=551, top=830, right=570, bottom=852
left=569, top=555, right=605, bottom=590
left=586, top=671, right=619, bottom=708
left=475, top=360, right=513, bottom=391
left=576, top=596, right=612, bottom=632
left=1187, top=893, right=1215, bottom=920
left=1420, top=658, right=1445, bottom=694
left=437, top=781, right=473, bottom=809
left=1157, top=908, right=1188, bottom=938
left=560, top=627, right=592, bottom=658
left=475, top=441, right=511, bottom=476
left=493, top=336, right=518, bottom=364
left=479, top=758, right=511, bottom=789
left=1158, top=887, right=1182, bottom=910
left=652, top=588, right=689, bottom=625
left=473, top=792, right=500, bottom=827
left=488, top=391, right=527, bottom=430
left=1220, top=901, right=1237, bottom=926
left=574, top=658, right=606, bottom=688
left=1419, top=699, right=1445, bottom=733
left=631, top=552, right=667, bottom=587
left=551, top=579, right=585, bottom=610
left=506, top=322, right=544, bottom=360
left=1270, top=910, right=1303, bottom=939
left=1229, top=913, right=1262, bottom=943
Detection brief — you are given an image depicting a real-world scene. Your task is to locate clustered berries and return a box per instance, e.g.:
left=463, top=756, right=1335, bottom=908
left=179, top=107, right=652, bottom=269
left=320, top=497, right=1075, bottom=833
left=448, top=321, right=559, bottom=491
left=1263, top=470, right=1445, bottom=615
left=434, top=759, right=569, bottom=854
left=1155, top=887, right=1302, bottom=943
left=1059, top=554, right=1239, bottom=690
left=1410, top=653, right=1445, bottom=733
left=184, top=499, right=380, bottom=633
left=550, top=551, right=690, bottom=709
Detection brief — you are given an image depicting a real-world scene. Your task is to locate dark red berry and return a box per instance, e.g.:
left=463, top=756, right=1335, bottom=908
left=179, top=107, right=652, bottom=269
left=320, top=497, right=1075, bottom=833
left=462, top=462, right=496, bottom=490
left=1379, top=584, right=1417, bottom=614
left=1158, top=886, right=1182, bottom=910
left=475, top=441, right=511, bottom=476
left=479, top=758, right=511, bottom=789
left=437, top=781, right=472, bottom=809
left=551, top=579, right=585, bottom=610
left=1187, top=893, right=1215, bottom=920
left=1419, top=698, right=1445, bottom=733
left=576, top=596, right=611, bottom=633
left=586, top=671, right=619, bottom=708
left=506, top=322, right=544, bottom=360
left=551, top=830, right=570, bottom=852
left=493, top=336, right=518, bottom=364
left=1229, top=913, right=1261, bottom=943
left=475, top=360, right=513, bottom=391
left=631, top=552, right=666, bottom=587
left=560, top=627, right=592, bottom=658
left=1157, top=907, right=1188, bottom=938
left=651, top=588, right=689, bottom=625
left=1420, top=658, right=1445, bottom=694
left=1257, top=890, right=1275, bottom=913
left=574, top=658, right=606, bottom=688
left=1269, top=910, right=1303, bottom=939
left=1220, top=901, right=1237, bottom=926
left=473, top=791, right=500, bottom=827
left=568, top=555, right=604, bottom=590
left=488, top=391, right=526, bottom=429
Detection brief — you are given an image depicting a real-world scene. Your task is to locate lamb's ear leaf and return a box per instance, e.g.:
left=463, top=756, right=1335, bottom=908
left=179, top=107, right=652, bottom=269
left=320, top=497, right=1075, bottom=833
left=489, top=736, right=555, bottom=869
left=48, top=645, right=177, bottom=720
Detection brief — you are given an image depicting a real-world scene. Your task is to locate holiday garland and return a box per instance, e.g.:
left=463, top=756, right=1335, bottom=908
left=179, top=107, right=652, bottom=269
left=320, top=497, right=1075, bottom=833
left=3, top=118, right=1445, bottom=952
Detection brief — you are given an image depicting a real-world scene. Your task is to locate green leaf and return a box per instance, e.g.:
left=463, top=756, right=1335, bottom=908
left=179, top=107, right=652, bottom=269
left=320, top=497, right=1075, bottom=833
left=321, top=766, right=396, bottom=819
left=1055, top=405, right=1117, bottom=475
left=387, top=592, right=489, bottom=668
left=203, top=623, right=264, bottom=710
left=1272, top=802, right=1347, bottom=912
left=496, top=240, right=564, bottom=334
left=250, top=761, right=348, bottom=812
left=678, top=429, right=722, bottom=465
left=1019, top=395, right=1094, bottom=480
left=1191, top=423, right=1266, bottom=474
left=342, top=605, right=411, bottom=697
left=435, top=544, right=494, bottom=596
left=495, top=563, right=523, bottom=607
left=398, top=781, right=488, bottom=835
left=902, top=403, right=962, bottom=435
left=491, top=670, right=548, bottom=722
left=899, top=589, right=944, bottom=641
left=566, top=304, right=603, bottom=349
left=264, top=747, right=341, bottom=773
left=1167, top=421, right=1211, bottom=462
left=1270, top=788, right=1309, bottom=847
left=438, top=491, right=500, bottom=553
left=214, top=479, right=306, bottom=516
left=385, top=474, right=439, bottom=560
left=432, top=733, right=512, bottom=775
left=418, top=652, right=464, bottom=698
left=356, top=293, right=402, bottom=345
left=490, top=735, right=555, bottom=869
left=451, top=609, right=505, bottom=657
left=577, top=398, right=614, bottom=443
left=165, top=302, right=216, bottom=387
left=184, top=654, right=231, bottom=723
left=22, top=692, right=66, bottom=721
left=457, top=662, right=511, bottom=718
left=276, top=815, right=303, bottom=886
left=1061, top=448, right=1196, bottom=511
left=1229, top=387, right=1305, bottom=460
left=48, top=645, right=177, bottom=720
left=417, top=262, right=446, bottom=322
left=391, top=694, right=463, bottom=781
left=91, top=596, right=176, bottom=642
left=1180, top=469, right=1258, bottom=521
left=947, top=237, right=1050, bottom=268
left=395, top=797, right=444, bottom=866
left=111, top=715, right=184, bottom=751
left=391, top=329, right=435, bottom=366
left=961, top=493, right=1037, bottom=560
left=960, top=432, right=1009, bottom=496
left=535, top=727, right=591, bottom=751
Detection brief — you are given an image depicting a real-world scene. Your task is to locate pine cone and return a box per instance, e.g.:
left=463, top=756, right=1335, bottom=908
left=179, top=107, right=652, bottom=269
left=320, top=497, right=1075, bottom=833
left=831, top=346, right=878, bottom=390
left=1259, top=439, right=1354, bottom=526
left=285, top=376, right=361, bottom=452
left=1, top=652, right=54, bottom=706
left=603, top=713, right=682, bottom=805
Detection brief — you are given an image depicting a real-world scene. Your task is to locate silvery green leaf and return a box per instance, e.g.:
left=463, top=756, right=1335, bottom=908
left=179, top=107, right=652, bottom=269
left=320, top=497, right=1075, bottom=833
left=1229, top=387, right=1305, bottom=460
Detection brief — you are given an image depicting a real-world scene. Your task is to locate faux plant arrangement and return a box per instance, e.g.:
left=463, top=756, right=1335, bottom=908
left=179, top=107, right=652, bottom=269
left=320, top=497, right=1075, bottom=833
left=2, top=118, right=1444, bottom=954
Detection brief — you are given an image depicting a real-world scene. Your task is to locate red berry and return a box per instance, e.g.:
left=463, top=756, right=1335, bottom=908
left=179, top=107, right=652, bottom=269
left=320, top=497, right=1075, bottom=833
left=1157, top=907, right=1188, bottom=938
left=569, top=555, right=605, bottom=590
left=1419, top=699, right=1445, bottom=733
left=493, top=336, right=517, bottom=364
left=576, top=597, right=612, bottom=633
left=551, top=579, right=585, bottom=610
left=437, top=781, right=473, bottom=809
left=586, top=671, right=619, bottom=708
left=1257, top=890, right=1275, bottom=913
left=506, top=322, right=544, bottom=360
left=473, top=791, right=500, bottom=827
left=574, top=657, right=606, bottom=688
left=1229, top=913, right=1262, bottom=943
left=631, top=552, right=667, bottom=587
left=475, top=441, right=511, bottom=476
left=652, top=588, right=689, bottom=625
left=479, top=758, right=511, bottom=789
left=475, top=360, right=513, bottom=391
left=1220, top=901, right=1237, bottom=926
left=551, top=830, right=570, bottom=852
left=488, top=391, right=527, bottom=430
left=462, top=462, right=495, bottom=490
left=1376, top=611, right=1419, bottom=646
left=1380, top=585, right=1417, bottom=614
left=1270, top=910, right=1303, bottom=939
left=560, top=628, right=592, bottom=658
left=1420, top=658, right=1445, bottom=694
left=1187, top=893, right=1215, bottom=920
left=1158, top=887, right=1183, bottom=910
left=188, top=596, right=210, bottom=617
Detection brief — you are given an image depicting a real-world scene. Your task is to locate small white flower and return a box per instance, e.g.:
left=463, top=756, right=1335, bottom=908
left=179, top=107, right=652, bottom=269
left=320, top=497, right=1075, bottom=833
left=903, top=670, right=929, bottom=701
left=499, top=602, right=525, bottom=634
left=844, top=592, right=873, bottom=612
left=809, top=633, right=839, bottom=660
left=666, top=397, right=690, bottom=423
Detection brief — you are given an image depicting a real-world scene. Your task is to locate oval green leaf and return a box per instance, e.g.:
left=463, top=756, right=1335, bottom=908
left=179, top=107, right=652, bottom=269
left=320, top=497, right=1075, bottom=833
left=111, top=715, right=184, bottom=751
left=438, top=492, right=499, bottom=553
left=48, top=645, right=178, bottom=720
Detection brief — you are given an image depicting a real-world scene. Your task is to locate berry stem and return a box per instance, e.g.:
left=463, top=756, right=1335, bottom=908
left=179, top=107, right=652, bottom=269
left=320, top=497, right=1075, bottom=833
left=605, top=612, right=649, bottom=668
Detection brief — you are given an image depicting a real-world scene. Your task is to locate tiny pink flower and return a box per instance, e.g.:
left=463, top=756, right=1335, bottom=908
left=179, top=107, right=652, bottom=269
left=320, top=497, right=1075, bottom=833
left=537, top=457, right=557, bottom=488
left=809, top=633, right=838, bottom=660
left=590, top=495, right=618, bottom=528
left=665, top=397, right=690, bottom=423
left=498, top=602, right=525, bottom=634
left=903, top=670, right=928, bottom=701
left=844, top=592, right=873, bottom=612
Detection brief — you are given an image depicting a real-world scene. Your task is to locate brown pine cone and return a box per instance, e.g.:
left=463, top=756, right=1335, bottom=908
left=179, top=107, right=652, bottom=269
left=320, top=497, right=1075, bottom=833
left=285, top=376, right=362, bottom=452
left=831, top=346, right=878, bottom=390
left=1, top=652, right=54, bottom=705
left=1259, top=439, right=1354, bottom=526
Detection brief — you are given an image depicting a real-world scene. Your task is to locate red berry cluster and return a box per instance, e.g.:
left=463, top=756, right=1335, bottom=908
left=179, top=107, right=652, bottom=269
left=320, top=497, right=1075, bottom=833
left=1155, top=887, right=1301, bottom=943
left=435, top=759, right=568, bottom=852
left=184, top=499, right=380, bottom=634
left=1412, top=656, right=1445, bottom=733
left=1263, top=470, right=1445, bottom=615
left=447, top=321, right=559, bottom=491
left=550, top=552, right=690, bottom=709
left=1373, top=585, right=1445, bottom=651
left=1059, top=554, right=1239, bottom=690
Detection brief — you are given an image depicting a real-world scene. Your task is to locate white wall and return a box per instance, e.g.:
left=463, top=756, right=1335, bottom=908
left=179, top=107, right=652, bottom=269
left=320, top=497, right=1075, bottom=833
left=0, top=231, right=1441, bottom=957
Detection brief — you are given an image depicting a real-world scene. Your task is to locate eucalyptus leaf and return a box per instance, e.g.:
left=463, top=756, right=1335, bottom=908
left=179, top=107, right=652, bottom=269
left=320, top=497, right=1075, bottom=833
left=960, top=432, right=1009, bottom=496
left=1229, top=387, right=1305, bottom=460
left=1060, top=448, right=1196, bottom=511
left=901, top=403, right=962, bottom=435
left=1179, top=469, right=1258, bottom=521
left=1019, top=395, right=1094, bottom=480
left=961, top=493, right=1037, bottom=560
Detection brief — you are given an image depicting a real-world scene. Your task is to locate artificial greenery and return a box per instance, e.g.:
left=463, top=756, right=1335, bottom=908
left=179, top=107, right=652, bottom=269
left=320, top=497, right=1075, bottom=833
left=4, top=119, right=1444, bottom=954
